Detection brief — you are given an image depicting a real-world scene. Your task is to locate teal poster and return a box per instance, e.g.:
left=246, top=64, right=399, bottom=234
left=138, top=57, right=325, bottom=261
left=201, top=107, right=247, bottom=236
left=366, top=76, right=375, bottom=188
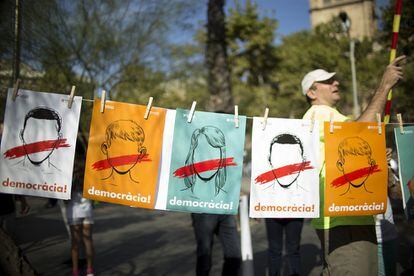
left=166, top=108, right=246, bottom=214
left=395, top=126, right=414, bottom=219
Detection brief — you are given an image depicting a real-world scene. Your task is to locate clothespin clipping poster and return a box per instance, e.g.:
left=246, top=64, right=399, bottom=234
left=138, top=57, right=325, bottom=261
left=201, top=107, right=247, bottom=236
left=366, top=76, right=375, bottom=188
left=376, top=113, right=382, bottom=135
left=144, top=97, right=153, bottom=120
left=397, top=113, right=404, bottom=134
left=100, top=90, right=106, bottom=113
left=262, top=107, right=269, bottom=130
left=12, top=79, right=21, bottom=101
left=187, top=101, right=197, bottom=123
left=67, top=86, right=76, bottom=109
left=234, top=105, right=239, bottom=128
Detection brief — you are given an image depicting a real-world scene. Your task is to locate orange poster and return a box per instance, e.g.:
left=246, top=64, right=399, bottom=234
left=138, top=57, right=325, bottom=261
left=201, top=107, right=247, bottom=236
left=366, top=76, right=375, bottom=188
left=324, top=121, right=387, bottom=216
left=83, top=99, right=166, bottom=209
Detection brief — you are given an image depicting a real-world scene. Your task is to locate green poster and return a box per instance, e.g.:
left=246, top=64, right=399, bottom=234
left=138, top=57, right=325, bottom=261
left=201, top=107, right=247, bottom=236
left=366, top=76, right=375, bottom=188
left=395, top=126, right=414, bottom=219
left=166, top=108, right=246, bottom=214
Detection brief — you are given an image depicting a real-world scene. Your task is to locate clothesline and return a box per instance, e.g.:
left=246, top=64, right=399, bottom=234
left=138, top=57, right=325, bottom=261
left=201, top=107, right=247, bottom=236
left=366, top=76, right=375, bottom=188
left=77, top=98, right=414, bottom=124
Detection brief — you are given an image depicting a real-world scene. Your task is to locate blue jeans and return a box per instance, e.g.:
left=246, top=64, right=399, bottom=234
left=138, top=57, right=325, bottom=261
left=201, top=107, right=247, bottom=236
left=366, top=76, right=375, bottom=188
left=191, top=213, right=241, bottom=276
left=265, top=218, right=303, bottom=276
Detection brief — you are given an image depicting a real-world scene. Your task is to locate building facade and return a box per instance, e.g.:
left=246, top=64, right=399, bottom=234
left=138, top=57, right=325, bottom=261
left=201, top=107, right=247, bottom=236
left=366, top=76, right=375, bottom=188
left=309, top=0, right=377, bottom=39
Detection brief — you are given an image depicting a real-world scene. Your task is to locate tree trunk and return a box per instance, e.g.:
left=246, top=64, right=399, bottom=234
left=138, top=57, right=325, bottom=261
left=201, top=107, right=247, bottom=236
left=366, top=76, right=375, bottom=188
left=206, top=0, right=233, bottom=112
left=0, top=228, right=38, bottom=276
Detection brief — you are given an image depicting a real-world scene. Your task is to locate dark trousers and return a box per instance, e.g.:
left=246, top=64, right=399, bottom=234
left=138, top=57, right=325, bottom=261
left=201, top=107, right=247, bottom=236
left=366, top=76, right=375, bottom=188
left=191, top=213, right=241, bottom=276
left=265, top=218, right=303, bottom=276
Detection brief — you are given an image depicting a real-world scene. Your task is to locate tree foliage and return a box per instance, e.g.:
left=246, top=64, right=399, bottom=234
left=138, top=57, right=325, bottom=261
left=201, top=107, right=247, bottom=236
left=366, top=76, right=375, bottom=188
left=0, top=0, right=199, bottom=132
left=206, top=0, right=233, bottom=112
left=377, top=0, right=414, bottom=120
left=226, top=0, right=279, bottom=117
left=1, top=0, right=413, bottom=124
left=227, top=0, right=279, bottom=86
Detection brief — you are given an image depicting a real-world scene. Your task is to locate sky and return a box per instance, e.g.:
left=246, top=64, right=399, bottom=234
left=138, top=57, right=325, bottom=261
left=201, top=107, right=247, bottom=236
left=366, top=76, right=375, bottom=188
left=174, top=0, right=389, bottom=44
left=241, top=0, right=311, bottom=39
left=227, top=0, right=389, bottom=42
left=240, top=0, right=389, bottom=37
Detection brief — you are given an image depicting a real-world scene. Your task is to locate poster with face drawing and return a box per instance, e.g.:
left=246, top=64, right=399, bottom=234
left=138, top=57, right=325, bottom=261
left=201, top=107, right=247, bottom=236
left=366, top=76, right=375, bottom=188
left=394, top=126, right=414, bottom=220
left=166, top=109, right=246, bottom=215
left=0, top=88, right=82, bottom=199
left=324, top=121, right=387, bottom=216
left=83, top=100, right=166, bottom=209
left=249, top=118, right=320, bottom=218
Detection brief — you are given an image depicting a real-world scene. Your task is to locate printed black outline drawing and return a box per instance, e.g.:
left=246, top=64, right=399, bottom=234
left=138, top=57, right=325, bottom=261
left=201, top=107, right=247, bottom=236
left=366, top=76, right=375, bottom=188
left=336, top=136, right=376, bottom=195
left=183, top=126, right=227, bottom=196
left=267, top=133, right=307, bottom=191
left=100, top=120, right=147, bottom=183
left=18, top=106, right=63, bottom=170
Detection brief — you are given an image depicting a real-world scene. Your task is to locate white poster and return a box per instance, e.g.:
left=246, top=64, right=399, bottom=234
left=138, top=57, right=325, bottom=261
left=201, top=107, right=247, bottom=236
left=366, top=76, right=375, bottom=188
left=249, top=117, right=320, bottom=218
left=0, top=88, right=82, bottom=199
left=154, top=109, right=176, bottom=210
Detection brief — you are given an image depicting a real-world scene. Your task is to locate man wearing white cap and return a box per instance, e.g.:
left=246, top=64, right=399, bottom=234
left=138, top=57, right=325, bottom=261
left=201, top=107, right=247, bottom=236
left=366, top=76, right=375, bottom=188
left=301, top=55, right=405, bottom=276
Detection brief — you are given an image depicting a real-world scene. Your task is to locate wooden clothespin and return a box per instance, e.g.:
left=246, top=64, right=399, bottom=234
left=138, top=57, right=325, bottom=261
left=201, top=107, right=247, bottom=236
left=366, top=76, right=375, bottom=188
left=67, top=86, right=76, bottom=109
left=376, top=113, right=382, bottom=135
left=329, top=112, right=334, bottom=134
left=144, top=97, right=153, bottom=120
left=310, top=111, right=315, bottom=133
left=100, top=90, right=106, bottom=113
left=187, top=101, right=197, bottom=123
left=262, top=107, right=269, bottom=130
left=234, top=105, right=239, bottom=128
left=12, top=79, right=21, bottom=101
left=397, top=113, right=404, bottom=134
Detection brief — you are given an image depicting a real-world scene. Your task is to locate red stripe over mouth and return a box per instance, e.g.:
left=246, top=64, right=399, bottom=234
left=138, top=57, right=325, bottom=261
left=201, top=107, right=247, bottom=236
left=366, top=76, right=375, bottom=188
left=330, top=165, right=381, bottom=188
left=92, top=154, right=151, bottom=171
left=4, top=139, right=70, bottom=159
left=255, top=161, right=314, bottom=185
left=173, top=157, right=237, bottom=178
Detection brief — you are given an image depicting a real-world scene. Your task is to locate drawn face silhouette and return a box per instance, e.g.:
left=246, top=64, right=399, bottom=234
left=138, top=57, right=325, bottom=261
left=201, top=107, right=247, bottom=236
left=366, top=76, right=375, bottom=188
left=336, top=137, right=376, bottom=190
left=337, top=154, right=375, bottom=188
left=193, top=134, right=221, bottom=180
left=101, top=138, right=146, bottom=175
left=270, top=142, right=303, bottom=187
left=20, top=110, right=62, bottom=165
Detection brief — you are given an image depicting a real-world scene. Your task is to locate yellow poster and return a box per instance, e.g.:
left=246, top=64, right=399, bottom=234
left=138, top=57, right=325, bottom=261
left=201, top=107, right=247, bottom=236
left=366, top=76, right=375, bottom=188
left=83, top=100, right=166, bottom=209
left=324, top=121, right=387, bottom=216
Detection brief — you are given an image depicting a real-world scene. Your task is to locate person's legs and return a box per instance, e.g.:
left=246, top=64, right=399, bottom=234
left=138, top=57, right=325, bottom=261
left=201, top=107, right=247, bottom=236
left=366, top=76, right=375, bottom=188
left=317, top=225, right=377, bottom=276
left=70, top=224, right=82, bottom=276
left=58, top=200, right=71, bottom=238
left=380, top=238, right=397, bottom=276
left=315, top=228, right=329, bottom=275
left=82, top=222, right=94, bottom=275
left=191, top=213, right=218, bottom=276
left=217, top=215, right=241, bottom=276
left=0, top=213, right=16, bottom=239
left=285, top=219, right=303, bottom=276
left=265, top=218, right=284, bottom=276
left=45, top=198, right=57, bottom=208
left=378, top=240, right=385, bottom=276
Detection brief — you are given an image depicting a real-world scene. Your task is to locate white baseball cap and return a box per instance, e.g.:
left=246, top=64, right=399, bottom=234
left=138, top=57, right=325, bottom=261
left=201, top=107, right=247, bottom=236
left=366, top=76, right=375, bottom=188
left=301, top=69, right=336, bottom=95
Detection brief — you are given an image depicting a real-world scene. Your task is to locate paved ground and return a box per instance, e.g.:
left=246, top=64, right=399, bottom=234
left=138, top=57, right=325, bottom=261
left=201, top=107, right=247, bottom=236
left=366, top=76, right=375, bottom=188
left=11, top=195, right=414, bottom=276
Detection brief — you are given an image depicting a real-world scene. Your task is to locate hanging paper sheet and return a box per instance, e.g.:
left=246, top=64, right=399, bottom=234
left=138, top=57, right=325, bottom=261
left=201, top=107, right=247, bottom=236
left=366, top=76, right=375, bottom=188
left=0, top=89, right=82, bottom=199
left=395, top=126, right=414, bottom=219
left=154, top=109, right=176, bottom=210
left=83, top=100, right=166, bottom=209
left=324, top=121, right=387, bottom=216
left=249, top=118, right=320, bottom=218
left=166, top=109, right=246, bottom=215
